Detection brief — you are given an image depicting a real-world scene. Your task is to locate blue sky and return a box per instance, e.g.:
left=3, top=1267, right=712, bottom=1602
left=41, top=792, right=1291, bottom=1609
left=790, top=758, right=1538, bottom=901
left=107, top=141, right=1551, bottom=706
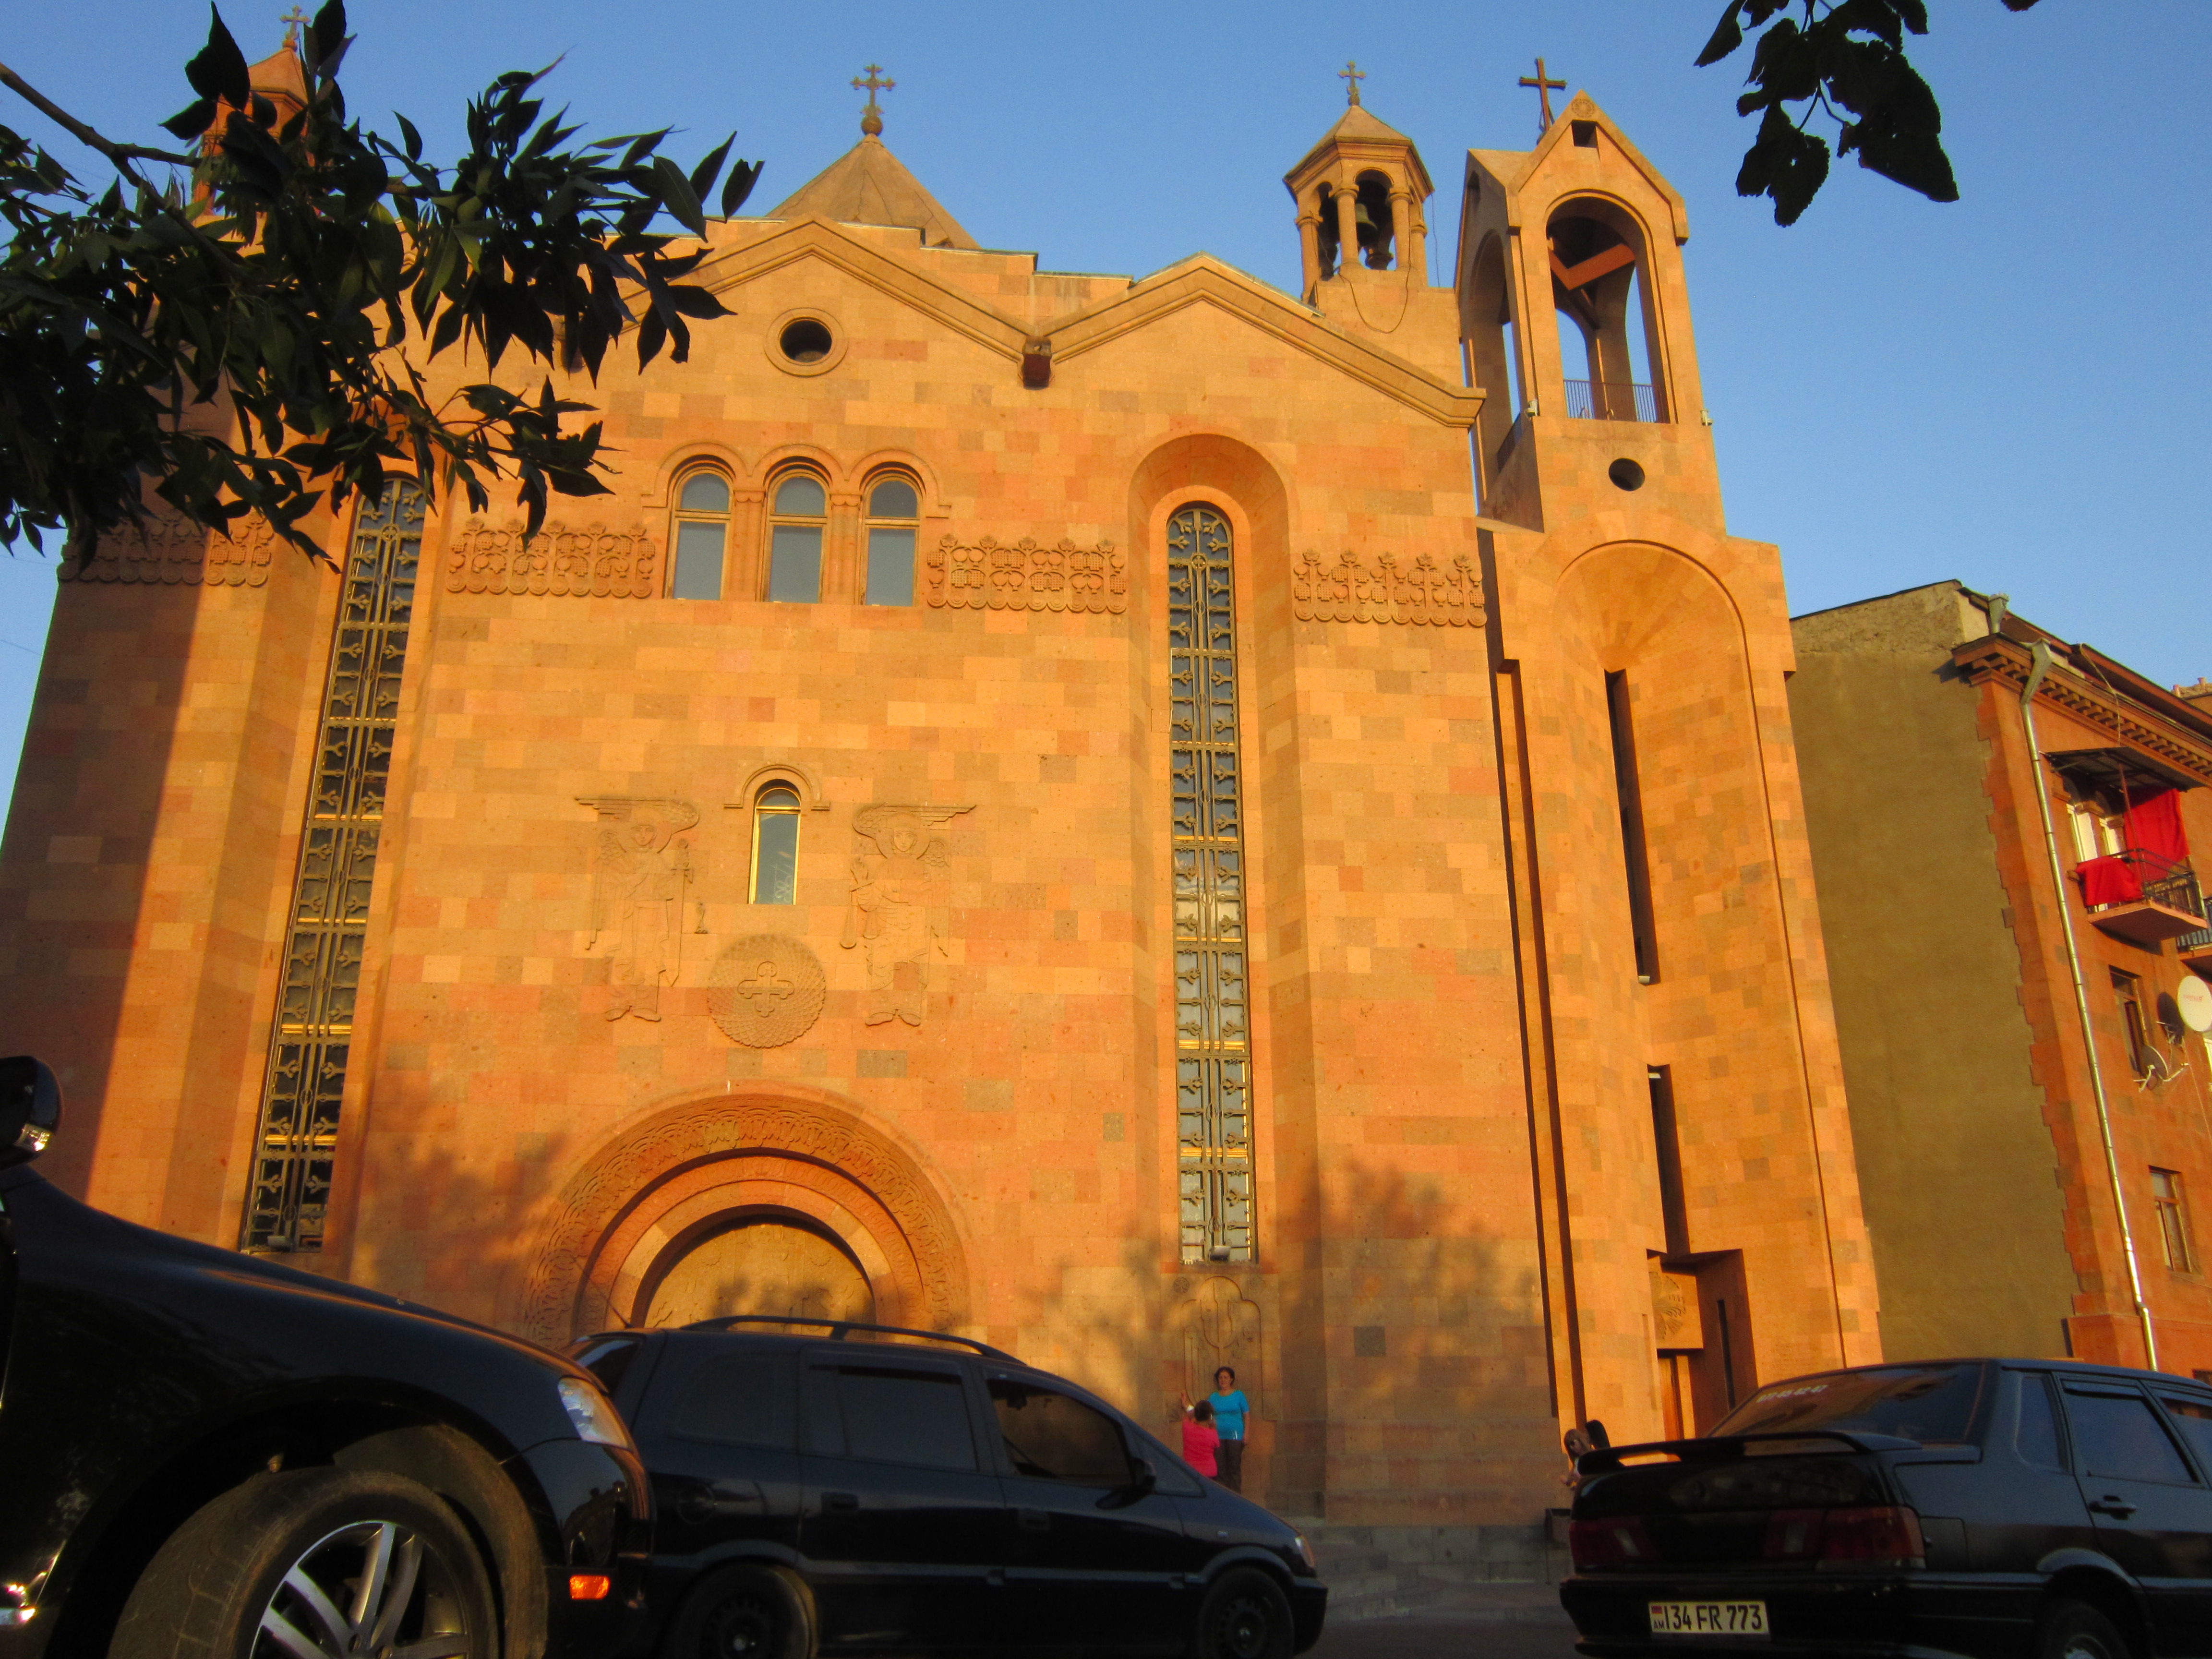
left=3, top=0, right=2208, bottom=812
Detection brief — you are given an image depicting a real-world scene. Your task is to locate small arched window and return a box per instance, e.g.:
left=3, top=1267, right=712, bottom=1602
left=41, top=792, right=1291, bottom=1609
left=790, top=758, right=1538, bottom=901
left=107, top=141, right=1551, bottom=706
left=765, top=472, right=827, bottom=602
left=1354, top=172, right=1395, bottom=270
left=863, top=475, right=920, bottom=606
left=671, top=469, right=731, bottom=599
left=751, top=784, right=801, bottom=903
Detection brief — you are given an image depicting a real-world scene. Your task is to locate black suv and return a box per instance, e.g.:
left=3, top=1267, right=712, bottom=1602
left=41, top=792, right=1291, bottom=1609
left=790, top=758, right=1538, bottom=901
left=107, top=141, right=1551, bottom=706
left=0, top=1058, right=649, bottom=1659
left=1560, top=1358, right=2212, bottom=1659
left=570, top=1318, right=1327, bottom=1659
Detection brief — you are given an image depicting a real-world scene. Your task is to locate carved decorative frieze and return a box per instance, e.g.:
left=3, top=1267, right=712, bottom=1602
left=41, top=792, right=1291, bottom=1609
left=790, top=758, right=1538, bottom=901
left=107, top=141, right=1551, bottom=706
left=1291, top=549, right=1486, bottom=627
left=710, top=935, right=828, bottom=1047
left=843, top=805, right=972, bottom=1028
left=926, top=535, right=1126, bottom=613
left=447, top=520, right=659, bottom=598
left=62, top=513, right=276, bottom=586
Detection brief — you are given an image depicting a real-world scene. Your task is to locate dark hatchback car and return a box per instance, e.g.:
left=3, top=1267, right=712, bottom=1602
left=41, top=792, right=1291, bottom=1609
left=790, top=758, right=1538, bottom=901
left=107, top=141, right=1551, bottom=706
left=0, top=1058, right=649, bottom=1659
left=570, top=1318, right=1326, bottom=1659
left=1561, top=1358, right=2212, bottom=1659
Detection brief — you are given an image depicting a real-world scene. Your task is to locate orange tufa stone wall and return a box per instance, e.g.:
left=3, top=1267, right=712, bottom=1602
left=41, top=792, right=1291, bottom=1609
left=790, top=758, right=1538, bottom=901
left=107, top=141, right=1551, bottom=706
left=0, top=90, right=1874, bottom=1526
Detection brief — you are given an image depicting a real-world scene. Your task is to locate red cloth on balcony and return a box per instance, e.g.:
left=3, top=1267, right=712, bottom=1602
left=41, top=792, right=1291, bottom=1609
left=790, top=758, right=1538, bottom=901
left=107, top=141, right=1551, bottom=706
left=2125, top=788, right=2189, bottom=865
left=2080, top=855, right=2143, bottom=907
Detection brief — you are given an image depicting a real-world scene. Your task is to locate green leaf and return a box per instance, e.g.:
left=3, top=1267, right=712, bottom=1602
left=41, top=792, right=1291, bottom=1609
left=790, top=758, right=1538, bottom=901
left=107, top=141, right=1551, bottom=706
left=651, top=154, right=706, bottom=235
left=721, top=158, right=762, bottom=217
left=182, top=5, right=252, bottom=108
left=1695, top=2, right=1746, bottom=68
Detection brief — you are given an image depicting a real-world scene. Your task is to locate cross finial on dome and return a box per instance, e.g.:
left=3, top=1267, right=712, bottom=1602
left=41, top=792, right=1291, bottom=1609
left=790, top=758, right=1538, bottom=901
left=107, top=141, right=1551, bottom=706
left=852, top=63, right=894, bottom=137
left=1338, top=60, right=1365, bottom=107
left=279, top=5, right=309, bottom=47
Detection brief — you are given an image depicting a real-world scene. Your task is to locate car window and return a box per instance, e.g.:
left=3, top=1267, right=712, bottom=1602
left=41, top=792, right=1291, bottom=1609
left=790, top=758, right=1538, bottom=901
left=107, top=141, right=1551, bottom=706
left=2063, top=1386, right=2197, bottom=1485
left=821, top=1363, right=978, bottom=1471
left=672, top=1352, right=798, bottom=1449
left=570, top=1335, right=643, bottom=1396
left=1710, top=1365, right=1983, bottom=1445
left=991, top=1378, right=1130, bottom=1488
left=2156, top=1395, right=2212, bottom=1472
left=2013, top=1373, right=2065, bottom=1470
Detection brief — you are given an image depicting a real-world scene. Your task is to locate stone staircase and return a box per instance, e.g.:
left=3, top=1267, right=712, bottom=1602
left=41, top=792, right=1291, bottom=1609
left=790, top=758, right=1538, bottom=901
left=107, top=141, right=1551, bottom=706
left=1292, top=1519, right=1570, bottom=1623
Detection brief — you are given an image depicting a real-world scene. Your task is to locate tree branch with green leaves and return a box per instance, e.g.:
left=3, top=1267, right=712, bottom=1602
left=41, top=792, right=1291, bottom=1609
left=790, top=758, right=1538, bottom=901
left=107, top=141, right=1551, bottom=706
left=1698, top=0, right=2042, bottom=226
left=0, top=0, right=760, bottom=563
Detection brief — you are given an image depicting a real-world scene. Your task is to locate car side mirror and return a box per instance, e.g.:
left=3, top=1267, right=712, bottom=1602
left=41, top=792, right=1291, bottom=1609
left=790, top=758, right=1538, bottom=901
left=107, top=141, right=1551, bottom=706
left=1099, top=1456, right=1158, bottom=1509
left=0, top=1056, right=61, bottom=1170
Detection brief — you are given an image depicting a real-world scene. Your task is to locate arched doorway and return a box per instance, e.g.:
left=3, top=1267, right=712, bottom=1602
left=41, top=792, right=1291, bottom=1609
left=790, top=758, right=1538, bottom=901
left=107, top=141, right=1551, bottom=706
left=640, top=1211, right=876, bottom=1328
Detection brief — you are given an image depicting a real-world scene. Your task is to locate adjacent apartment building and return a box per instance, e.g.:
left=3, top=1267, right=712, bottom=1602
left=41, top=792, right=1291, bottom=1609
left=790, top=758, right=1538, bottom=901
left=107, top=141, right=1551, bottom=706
left=1791, top=581, right=2212, bottom=1377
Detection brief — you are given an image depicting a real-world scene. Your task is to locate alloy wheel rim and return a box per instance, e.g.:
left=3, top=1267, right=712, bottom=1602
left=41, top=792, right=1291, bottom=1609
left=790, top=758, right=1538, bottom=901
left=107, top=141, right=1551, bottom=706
left=256, top=1519, right=471, bottom=1659
left=1217, top=1594, right=1272, bottom=1659
left=712, top=1594, right=777, bottom=1658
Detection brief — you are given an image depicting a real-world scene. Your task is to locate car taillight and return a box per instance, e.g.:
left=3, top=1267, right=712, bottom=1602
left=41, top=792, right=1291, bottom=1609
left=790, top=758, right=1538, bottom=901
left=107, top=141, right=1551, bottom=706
left=1819, top=1506, right=1923, bottom=1565
left=1569, top=1516, right=1657, bottom=1570
left=1763, top=1507, right=1826, bottom=1561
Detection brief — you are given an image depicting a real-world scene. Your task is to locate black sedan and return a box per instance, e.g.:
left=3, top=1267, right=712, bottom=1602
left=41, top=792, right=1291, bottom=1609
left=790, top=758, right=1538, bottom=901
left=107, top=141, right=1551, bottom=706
left=0, top=1057, right=650, bottom=1659
left=1560, top=1357, right=2212, bottom=1659
left=570, top=1318, right=1328, bottom=1659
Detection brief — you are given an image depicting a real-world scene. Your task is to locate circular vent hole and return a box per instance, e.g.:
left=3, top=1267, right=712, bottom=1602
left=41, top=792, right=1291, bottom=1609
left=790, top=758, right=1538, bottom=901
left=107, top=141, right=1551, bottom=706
left=1608, top=457, right=1646, bottom=492
left=779, top=319, right=834, bottom=364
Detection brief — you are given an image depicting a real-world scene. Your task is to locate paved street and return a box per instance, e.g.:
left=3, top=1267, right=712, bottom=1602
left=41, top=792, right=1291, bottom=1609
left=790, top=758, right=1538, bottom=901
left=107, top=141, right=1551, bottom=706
left=1312, top=1584, right=1581, bottom=1659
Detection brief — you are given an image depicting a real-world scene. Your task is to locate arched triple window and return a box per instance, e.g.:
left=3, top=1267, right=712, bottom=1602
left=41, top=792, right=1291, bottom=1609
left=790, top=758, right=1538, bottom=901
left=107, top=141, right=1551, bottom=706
left=863, top=474, right=920, bottom=606
left=750, top=784, right=801, bottom=903
left=670, top=469, right=731, bottom=599
left=766, top=471, right=827, bottom=602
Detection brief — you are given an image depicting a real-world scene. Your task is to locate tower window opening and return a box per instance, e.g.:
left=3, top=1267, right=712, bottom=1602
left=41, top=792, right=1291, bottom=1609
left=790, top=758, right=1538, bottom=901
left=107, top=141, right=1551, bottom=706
left=1549, top=206, right=1666, bottom=422
left=766, top=471, right=827, bottom=602
left=670, top=469, right=731, bottom=600
left=1316, top=185, right=1341, bottom=280
left=863, top=475, right=920, bottom=607
left=1572, top=120, right=1599, bottom=149
left=1354, top=171, right=1395, bottom=270
left=751, top=784, right=802, bottom=904
left=1607, top=670, right=1660, bottom=982
left=1648, top=1066, right=1688, bottom=1256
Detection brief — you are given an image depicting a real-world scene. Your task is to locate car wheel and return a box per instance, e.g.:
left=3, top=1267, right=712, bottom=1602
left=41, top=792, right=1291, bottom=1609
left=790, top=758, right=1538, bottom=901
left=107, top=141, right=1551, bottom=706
left=2036, top=1599, right=2133, bottom=1659
left=110, top=1467, right=496, bottom=1659
left=665, top=1563, right=814, bottom=1659
left=1191, top=1569, right=1293, bottom=1659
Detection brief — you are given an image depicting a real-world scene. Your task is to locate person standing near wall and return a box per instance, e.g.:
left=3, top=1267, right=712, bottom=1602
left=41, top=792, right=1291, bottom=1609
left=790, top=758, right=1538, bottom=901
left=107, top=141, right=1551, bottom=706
left=1206, top=1366, right=1249, bottom=1492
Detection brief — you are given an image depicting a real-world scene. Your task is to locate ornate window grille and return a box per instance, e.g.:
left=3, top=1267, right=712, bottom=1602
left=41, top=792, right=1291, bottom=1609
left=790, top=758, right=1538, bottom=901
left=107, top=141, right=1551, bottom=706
left=1167, top=505, right=1253, bottom=1262
left=241, top=482, right=424, bottom=1252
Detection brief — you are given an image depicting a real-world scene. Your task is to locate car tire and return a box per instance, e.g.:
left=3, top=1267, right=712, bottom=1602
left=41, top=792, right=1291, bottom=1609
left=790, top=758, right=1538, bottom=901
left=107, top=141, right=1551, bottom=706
left=664, top=1563, right=815, bottom=1659
left=1191, top=1569, right=1293, bottom=1659
left=2035, top=1599, right=2133, bottom=1659
left=109, top=1467, right=496, bottom=1659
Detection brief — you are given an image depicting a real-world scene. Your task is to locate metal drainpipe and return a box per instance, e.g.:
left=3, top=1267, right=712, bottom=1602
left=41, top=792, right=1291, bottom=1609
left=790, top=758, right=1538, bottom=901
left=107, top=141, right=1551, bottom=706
left=2021, top=641, right=2159, bottom=1370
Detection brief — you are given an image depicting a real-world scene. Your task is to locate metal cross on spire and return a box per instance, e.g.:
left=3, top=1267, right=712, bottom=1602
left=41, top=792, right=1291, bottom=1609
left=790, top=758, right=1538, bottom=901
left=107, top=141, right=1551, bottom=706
left=1518, top=57, right=1565, bottom=136
left=279, top=4, right=310, bottom=47
left=852, top=63, right=895, bottom=137
left=1338, top=60, right=1366, bottom=108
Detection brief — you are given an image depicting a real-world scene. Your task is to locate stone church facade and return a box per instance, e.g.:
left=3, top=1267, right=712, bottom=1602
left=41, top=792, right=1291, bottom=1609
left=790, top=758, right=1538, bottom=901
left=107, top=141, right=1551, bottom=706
left=0, top=63, right=1878, bottom=1527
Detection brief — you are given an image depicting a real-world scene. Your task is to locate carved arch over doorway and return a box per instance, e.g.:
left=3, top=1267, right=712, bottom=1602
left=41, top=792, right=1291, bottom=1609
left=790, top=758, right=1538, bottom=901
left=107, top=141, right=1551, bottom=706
left=517, top=1089, right=972, bottom=1343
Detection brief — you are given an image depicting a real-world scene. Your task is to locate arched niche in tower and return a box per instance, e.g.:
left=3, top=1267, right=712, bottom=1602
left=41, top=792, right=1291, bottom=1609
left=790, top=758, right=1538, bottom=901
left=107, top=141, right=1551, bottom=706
left=1353, top=171, right=1396, bottom=270
left=1461, top=230, right=1522, bottom=470
left=1546, top=195, right=1670, bottom=423
left=1315, top=184, right=1342, bottom=281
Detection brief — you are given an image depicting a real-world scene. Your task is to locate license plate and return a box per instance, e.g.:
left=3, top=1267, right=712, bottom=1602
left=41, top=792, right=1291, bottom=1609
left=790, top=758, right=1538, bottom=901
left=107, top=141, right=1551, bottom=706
left=1649, top=1601, right=1769, bottom=1638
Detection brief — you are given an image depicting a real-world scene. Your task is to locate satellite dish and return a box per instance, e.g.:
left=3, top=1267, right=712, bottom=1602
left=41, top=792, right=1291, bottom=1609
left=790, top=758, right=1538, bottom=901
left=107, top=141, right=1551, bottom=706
left=2177, top=976, right=2212, bottom=1034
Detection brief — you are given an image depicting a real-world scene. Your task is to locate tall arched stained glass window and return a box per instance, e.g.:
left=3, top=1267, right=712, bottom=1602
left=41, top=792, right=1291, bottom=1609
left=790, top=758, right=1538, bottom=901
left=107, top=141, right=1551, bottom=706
left=1166, top=504, right=1253, bottom=1263
left=751, top=784, right=801, bottom=903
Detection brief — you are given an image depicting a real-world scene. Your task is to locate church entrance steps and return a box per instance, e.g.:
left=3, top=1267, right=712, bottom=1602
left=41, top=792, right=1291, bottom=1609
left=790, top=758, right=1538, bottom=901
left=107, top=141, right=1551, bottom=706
left=1291, top=1522, right=1563, bottom=1622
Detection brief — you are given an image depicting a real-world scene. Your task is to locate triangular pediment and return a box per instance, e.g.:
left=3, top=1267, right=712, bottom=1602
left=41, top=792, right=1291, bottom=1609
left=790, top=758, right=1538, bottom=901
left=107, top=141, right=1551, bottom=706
left=1521, top=93, right=1689, bottom=242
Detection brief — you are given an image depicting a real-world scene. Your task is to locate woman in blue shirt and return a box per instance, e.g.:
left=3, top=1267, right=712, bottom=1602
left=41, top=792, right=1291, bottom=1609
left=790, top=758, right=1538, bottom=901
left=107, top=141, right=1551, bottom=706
left=1207, top=1366, right=1250, bottom=1491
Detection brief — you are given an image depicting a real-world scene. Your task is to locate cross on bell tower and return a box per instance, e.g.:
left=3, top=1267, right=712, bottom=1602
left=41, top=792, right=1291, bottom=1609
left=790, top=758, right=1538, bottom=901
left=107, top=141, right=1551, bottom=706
left=852, top=63, right=894, bottom=137
left=1518, top=57, right=1566, bottom=136
left=279, top=5, right=309, bottom=48
left=1338, top=60, right=1366, bottom=107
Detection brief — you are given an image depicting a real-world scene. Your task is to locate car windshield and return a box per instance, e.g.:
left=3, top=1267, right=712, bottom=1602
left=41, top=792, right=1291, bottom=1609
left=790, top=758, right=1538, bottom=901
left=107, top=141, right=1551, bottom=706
left=1709, top=1365, right=1983, bottom=1446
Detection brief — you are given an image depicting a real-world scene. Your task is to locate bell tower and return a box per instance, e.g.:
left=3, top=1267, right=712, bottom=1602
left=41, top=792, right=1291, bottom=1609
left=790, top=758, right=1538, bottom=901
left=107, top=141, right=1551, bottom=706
left=1282, top=65, right=1457, bottom=366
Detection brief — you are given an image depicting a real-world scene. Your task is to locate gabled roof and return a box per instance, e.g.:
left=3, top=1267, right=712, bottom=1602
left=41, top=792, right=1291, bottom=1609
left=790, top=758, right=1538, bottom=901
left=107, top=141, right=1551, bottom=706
left=248, top=43, right=307, bottom=106
left=767, top=136, right=979, bottom=251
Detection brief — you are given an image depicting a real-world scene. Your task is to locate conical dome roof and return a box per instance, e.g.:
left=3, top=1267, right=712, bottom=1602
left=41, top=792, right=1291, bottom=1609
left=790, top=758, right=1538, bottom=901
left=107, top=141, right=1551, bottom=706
left=768, top=135, right=979, bottom=250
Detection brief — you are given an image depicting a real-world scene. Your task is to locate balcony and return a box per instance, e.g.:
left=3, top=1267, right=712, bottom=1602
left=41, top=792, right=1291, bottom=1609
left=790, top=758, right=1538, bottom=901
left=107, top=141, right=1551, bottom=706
left=2080, top=848, right=2207, bottom=947
left=2180, top=926, right=2212, bottom=979
left=1564, top=378, right=1660, bottom=422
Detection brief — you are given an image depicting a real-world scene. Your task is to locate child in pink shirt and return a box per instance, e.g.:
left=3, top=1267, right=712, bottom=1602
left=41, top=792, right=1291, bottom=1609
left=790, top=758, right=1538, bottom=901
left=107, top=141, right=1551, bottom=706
left=1180, top=1397, right=1220, bottom=1478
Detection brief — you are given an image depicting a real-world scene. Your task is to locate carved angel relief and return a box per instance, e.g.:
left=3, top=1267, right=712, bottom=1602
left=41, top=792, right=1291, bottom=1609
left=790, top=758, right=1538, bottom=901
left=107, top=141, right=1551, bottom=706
left=841, top=805, right=973, bottom=1027
left=578, top=797, right=700, bottom=1022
